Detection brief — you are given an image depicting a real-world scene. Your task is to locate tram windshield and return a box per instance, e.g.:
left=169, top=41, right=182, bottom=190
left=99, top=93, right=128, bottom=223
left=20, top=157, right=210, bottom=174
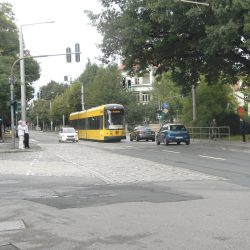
left=105, top=109, right=125, bottom=129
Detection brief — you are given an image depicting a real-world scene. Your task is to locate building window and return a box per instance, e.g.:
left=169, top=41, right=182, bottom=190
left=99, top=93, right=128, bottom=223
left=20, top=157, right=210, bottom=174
left=142, top=93, right=150, bottom=103
left=134, top=77, right=139, bottom=85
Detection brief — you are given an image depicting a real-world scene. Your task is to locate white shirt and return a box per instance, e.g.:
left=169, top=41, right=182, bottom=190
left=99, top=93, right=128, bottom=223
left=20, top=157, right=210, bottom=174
left=18, top=124, right=25, bottom=136
left=24, top=125, right=29, bottom=134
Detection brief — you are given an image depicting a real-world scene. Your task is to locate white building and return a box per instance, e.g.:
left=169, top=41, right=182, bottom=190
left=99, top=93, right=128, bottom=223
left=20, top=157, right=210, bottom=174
left=119, top=65, right=156, bottom=104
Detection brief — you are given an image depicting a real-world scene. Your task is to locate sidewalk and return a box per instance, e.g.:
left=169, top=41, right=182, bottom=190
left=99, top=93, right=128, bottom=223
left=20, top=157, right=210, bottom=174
left=190, top=136, right=250, bottom=151
left=0, top=136, right=41, bottom=153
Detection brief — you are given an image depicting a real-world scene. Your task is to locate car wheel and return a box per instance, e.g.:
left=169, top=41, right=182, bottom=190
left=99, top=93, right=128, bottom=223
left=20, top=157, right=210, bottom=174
left=186, top=141, right=190, bottom=145
left=136, top=136, right=140, bottom=142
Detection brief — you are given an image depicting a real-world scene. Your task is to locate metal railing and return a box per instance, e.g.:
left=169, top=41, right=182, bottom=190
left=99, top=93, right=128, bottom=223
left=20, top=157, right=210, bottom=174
left=187, top=126, right=231, bottom=143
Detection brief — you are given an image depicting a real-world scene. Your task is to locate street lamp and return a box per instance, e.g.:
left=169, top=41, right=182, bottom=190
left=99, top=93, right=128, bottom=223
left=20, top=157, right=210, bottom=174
left=19, top=21, right=55, bottom=122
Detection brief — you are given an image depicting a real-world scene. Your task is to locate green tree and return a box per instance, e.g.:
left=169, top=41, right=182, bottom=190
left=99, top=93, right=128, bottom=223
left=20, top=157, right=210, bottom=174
left=29, top=99, right=50, bottom=129
left=86, top=0, right=250, bottom=90
left=151, top=71, right=184, bottom=122
left=181, top=80, right=238, bottom=126
left=0, top=2, right=40, bottom=122
left=39, top=81, right=68, bottom=100
left=0, top=2, right=19, bottom=123
left=79, top=61, right=136, bottom=109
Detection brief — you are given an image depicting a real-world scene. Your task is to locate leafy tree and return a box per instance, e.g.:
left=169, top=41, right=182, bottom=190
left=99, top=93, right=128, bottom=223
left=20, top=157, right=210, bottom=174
left=0, top=2, right=19, bottom=122
left=181, top=79, right=238, bottom=126
left=151, top=71, right=184, bottom=122
left=86, top=0, right=250, bottom=91
left=79, top=61, right=137, bottom=108
left=0, top=2, right=40, bottom=122
left=39, top=81, right=68, bottom=100
left=29, top=99, right=50, bottom=129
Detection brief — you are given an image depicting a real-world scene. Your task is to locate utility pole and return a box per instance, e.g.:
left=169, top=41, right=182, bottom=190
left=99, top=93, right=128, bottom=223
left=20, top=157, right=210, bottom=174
left=19, top=21, right=55, bottom=122
left=8, top=75, right=16, bottom=149
left=192, top=84, right=196, bottom=121
left=19, top=28, right=26, bottom=122
left=81, top=84, right=85, bottom=110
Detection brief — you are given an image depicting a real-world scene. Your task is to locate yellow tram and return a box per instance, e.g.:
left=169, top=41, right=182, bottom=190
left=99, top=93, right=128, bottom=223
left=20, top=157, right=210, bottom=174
left=69, top=104, right=126, bottom=142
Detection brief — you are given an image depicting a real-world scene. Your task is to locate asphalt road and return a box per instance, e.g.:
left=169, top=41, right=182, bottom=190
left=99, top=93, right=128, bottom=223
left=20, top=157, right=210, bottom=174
left=0, top=131, right=250, bottom=250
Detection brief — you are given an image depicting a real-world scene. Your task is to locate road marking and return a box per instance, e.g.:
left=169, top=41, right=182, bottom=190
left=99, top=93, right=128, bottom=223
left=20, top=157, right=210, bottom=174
left=162, top=150, right=180, bottom=154
left=0, top=220, right=25, bottom=232
left=199, top=155, right=226, bottom=161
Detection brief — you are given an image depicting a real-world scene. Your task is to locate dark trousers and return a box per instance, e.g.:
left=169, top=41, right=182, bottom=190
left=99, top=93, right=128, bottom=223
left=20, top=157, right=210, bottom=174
left=242, top=132, right=246, bottom=142
left=24, top=133, right=29, bottom=148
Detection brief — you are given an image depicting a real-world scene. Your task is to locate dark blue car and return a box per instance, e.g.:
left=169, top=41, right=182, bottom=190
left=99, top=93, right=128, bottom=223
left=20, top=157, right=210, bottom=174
left=156, top=123, right=190, bottom=145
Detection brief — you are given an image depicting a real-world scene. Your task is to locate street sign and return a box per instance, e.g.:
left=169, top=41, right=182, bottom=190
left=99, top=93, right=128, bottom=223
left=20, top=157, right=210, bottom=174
left=162, top=102, right=169, bottom=109
left=237, top=106, right=245, bottom=118
left=8, top=75, right=17, bottom=83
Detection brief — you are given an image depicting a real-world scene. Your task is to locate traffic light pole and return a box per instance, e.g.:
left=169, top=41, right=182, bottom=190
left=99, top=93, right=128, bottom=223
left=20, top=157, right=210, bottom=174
left=9, top=76, right=16, bottom=149
left=9, top=51, right=81, bottom=149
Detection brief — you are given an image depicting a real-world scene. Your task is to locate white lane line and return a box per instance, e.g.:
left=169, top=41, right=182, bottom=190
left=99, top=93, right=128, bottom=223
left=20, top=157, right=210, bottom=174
left=162, top=150, right=180, bottom=154
left=199, top=155, right=226, bottom=161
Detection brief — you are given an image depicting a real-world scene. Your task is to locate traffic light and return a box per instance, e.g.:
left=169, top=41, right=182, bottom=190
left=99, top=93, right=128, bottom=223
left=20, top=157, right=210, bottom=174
left=66, top=47, right=71, bottom=63
left=121, top=77, right=126, bottom=89
left=75, top=43, right=80, bottom=62
left=0, top=116, right=2, bottom=123
left=16, top=101, right=21, bottom=113
left=128, top=79, right=131, bottom=88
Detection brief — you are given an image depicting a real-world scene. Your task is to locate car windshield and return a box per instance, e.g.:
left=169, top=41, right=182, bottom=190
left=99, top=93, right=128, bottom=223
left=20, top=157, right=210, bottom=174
left=170, top=125, right=186, bottom=131
left=62, top=128, right=75, bottom=133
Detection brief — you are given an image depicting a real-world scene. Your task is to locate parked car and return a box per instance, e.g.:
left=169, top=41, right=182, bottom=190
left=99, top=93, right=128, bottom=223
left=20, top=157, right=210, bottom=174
left=130, top=126, right=155, bottom=142
left=58, top=127, right=78, bottom=142
left=156, top=123, right=190, bottom=145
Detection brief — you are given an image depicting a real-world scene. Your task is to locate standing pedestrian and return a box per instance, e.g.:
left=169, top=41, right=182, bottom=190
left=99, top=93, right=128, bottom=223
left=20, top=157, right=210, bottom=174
left=240, top=118, right=247, bottom=143
left=24, top=121, right=30, bottom=148
left=210, top=118, right=217, bottom=140
left=17, top=120, right=25, bottom=149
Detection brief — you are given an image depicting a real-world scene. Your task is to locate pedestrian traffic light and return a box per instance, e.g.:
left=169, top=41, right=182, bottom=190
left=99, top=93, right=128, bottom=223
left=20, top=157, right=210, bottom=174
left=75, top=43, right=80, bottom=62
left=66, top=47, right=71, bottom=63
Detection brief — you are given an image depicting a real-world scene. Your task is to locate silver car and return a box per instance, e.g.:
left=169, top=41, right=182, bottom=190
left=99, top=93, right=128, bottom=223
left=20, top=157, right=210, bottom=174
left=58, top=127, right=78, bottom=142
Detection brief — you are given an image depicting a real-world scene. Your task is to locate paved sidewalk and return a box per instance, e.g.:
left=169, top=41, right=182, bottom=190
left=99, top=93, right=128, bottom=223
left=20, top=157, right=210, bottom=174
left=0, top=136, right=41, bottom=153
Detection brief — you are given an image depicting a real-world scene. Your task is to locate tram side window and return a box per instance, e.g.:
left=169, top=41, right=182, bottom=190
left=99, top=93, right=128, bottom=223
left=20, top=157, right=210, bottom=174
left=79, top=118, right=86, bottom=130
left=88, top=116, right=102, bottom=130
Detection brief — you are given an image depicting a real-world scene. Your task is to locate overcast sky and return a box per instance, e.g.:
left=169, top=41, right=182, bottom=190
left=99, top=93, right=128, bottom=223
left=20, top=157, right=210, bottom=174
left=5, top=0, right=103, bottom=94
